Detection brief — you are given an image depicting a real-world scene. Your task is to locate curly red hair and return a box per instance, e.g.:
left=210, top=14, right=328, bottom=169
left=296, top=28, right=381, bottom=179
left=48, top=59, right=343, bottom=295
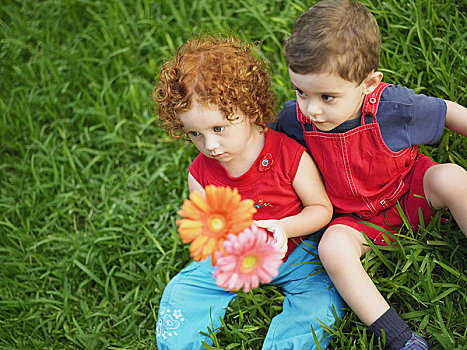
left=154, top=37, right=276, bottom=138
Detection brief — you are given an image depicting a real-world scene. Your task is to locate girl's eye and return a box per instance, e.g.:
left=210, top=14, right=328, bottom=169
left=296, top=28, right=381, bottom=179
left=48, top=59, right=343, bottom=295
left=188, top=131, right=200, bottom=137
left=295, top=88, right=306, bottom=97
left=322, top=95, right=334, bottom=102
left=213, top=126, right=224, bottom=133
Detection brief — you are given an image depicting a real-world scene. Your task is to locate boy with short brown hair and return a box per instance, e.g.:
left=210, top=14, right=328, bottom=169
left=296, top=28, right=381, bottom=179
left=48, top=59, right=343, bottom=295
left=272, top=0, right=467, bottom=349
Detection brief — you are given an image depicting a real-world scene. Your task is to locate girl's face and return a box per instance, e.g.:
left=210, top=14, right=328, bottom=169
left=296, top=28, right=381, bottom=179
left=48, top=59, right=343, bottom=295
left=179, top=102, right=262, bottom=171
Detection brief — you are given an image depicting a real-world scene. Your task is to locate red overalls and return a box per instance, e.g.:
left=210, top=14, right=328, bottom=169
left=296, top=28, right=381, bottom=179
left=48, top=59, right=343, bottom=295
left=298, top=82, right=436, bottom=245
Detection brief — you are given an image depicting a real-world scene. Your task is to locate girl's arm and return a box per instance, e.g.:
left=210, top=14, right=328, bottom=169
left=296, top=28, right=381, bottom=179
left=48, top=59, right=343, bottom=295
left=445, top=100, right=467, bottom=136
left=255, top=151, right=333, bottom=254
left=188, top=173, right=205, bottom=194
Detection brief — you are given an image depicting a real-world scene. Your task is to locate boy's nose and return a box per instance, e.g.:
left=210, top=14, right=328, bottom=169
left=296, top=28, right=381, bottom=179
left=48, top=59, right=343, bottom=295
left=306, top=101, right=321, bottom=117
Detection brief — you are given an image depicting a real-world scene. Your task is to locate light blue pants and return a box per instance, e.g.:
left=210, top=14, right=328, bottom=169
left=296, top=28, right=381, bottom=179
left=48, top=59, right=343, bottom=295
left=156, top=236, right=345, bottom=349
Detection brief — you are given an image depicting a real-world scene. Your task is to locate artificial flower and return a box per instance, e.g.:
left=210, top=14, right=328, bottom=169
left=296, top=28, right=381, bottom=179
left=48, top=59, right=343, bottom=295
left=213, top=225, right=283, bottom=293
left=177, top=185, right=256, bottom=264
left=258, top=152, right=273, bottom=172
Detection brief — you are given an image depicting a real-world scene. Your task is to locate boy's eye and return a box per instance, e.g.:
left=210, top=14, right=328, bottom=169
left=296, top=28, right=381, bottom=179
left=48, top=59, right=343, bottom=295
left=322, top=94, right=334, bottom=102
left=188, top=131, right=200, bottom=137
left=295, top=88, right=306, bottom=97
left=213, top=126, right=224, bottom=132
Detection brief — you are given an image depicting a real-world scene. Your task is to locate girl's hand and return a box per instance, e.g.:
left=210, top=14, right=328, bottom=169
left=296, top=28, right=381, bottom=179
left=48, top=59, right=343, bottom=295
left=254, top=220, right=288, bottom=258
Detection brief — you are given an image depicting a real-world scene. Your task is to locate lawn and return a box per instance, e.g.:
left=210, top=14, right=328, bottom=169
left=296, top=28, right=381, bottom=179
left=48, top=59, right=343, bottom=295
left=0, top=0, right=465, bottom=349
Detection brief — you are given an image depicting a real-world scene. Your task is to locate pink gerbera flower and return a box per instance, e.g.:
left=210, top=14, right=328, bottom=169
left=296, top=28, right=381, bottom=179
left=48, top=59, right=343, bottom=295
left=213, top=225, right=283, bottom=293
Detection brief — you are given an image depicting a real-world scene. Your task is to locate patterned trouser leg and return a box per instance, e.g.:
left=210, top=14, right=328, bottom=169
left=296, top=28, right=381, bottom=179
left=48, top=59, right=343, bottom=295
left=156, top=259, right=234, bottom=350
left=156, top=237, right=345, bottom=350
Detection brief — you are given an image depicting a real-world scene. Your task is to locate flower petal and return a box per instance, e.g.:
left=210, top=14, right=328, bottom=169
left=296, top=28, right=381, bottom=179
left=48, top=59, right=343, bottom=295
left=177, top=185, right=258, bottom=265
left=189, top=190, right=209, bottom=213
left=213, top=225, right=283, bottom=293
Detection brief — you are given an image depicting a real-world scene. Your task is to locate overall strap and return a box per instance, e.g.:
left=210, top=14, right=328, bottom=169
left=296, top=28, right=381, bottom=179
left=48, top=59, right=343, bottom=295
left=296, top=100, right=308, bottom=124
left=361, top=82, right=391, bottom=120
left=296, top=100, right=319, bottom=131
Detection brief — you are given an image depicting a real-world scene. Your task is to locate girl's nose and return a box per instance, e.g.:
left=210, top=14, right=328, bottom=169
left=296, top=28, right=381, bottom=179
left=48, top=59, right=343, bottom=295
left=204, top=135, right=219, bottom=151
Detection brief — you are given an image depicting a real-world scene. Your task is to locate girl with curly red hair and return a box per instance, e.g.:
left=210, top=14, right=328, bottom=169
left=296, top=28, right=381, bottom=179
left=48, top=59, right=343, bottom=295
left=154, top=36, right=345, bottom=349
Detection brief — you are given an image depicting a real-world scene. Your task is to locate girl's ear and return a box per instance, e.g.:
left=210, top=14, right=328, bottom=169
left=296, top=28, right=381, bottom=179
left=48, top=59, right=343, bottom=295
left=248, top=115, right=258, bottom=124
left=362, top=71, right=383, bottom=95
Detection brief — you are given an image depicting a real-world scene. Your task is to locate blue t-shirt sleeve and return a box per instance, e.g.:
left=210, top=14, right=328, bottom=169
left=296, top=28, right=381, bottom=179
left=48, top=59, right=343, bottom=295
left=378, top=85, right=447, bottom=151
left=406, top=88, right=446, bottom=145
left=269, top=100, right=307, bottom=148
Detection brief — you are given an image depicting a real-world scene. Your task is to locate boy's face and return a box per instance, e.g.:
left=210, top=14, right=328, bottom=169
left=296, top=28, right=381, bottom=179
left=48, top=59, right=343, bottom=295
left=179, top=102, right=260, bottom=166
left=288, top=69, right=367, bottom=131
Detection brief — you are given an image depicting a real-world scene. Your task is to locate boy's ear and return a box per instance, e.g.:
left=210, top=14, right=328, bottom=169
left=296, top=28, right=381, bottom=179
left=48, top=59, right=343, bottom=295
left=362, top=71, right=383, bottom=95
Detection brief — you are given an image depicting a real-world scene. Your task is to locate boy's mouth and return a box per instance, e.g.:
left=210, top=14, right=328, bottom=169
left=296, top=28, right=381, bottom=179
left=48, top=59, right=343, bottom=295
left=310, top=118, right=324, bottom=125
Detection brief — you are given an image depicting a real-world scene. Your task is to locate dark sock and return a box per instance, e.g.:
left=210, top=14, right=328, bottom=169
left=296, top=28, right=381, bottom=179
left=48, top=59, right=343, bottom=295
left=368, top=308, right=412, bottom=350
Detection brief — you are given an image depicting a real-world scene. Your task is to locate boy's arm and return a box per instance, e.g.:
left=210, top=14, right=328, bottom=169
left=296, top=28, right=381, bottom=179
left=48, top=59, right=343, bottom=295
left=255, top=151, right=333, bottom=253
left=444, top=100, right=467, bottom=136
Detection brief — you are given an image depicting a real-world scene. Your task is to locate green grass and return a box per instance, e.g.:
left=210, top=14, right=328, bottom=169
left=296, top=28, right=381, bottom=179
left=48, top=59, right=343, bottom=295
left=0, top=0, right=465, bottom=349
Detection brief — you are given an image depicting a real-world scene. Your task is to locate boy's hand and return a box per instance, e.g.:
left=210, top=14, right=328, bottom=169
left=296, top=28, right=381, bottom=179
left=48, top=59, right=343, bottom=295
left=254, top=220, right=288, bottom=258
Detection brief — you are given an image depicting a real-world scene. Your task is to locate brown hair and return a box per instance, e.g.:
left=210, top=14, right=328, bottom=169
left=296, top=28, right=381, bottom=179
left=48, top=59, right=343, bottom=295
left=283, top=0, right=381, bottom=84
left=154, top=36, right=276, bottom=138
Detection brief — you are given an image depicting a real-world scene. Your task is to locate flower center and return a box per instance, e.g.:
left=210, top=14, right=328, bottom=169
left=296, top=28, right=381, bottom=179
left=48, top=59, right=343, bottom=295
left=240, top=255, right=258, bottom=273
left=208, top=214, right=226, bottom=232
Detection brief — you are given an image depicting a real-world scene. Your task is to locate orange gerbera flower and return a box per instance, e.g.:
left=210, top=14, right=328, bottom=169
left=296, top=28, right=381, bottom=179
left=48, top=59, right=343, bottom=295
left=177, top=185, right=257, bottom=265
